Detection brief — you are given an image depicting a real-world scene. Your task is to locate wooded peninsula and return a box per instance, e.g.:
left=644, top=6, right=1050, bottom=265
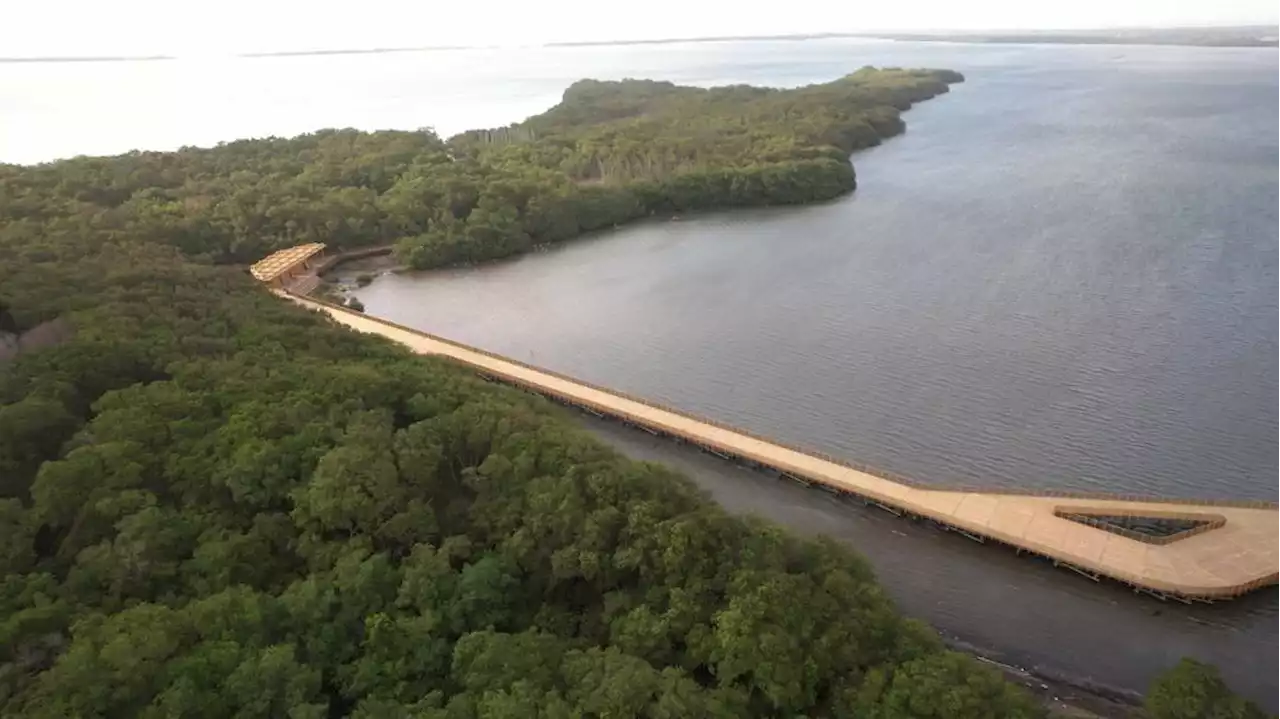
left=0, top=69, right=1266, bottom=718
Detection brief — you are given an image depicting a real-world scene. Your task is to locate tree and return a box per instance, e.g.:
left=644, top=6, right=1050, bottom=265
left=0, top=395, right=79, bottom=496
left=862, top=652, right=1043, bottom=719
left=1144, top=659, right=1268, bottom=719
left=291, top=412, right=405, bottom=540
left=21, top=603, right=189, bottom=717
left=0, top=498, right=36, bottom=575
left=560, top=646, right=662, bottom=716
left=0, top=298, right=18, bottom=333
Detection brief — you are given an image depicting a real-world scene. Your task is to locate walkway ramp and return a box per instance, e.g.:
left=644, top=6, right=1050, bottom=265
left=282, top=291, right=1279, bottom=601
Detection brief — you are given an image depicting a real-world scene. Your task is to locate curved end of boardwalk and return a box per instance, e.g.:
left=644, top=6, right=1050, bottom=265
left=279, top=289, right=1280, bottom=602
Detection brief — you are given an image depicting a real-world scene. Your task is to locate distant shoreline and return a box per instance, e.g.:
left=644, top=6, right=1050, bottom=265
left=0, top=55, right=174, bottom=63
left=5, top=26, right=1274, bottom=64
left=546, top=32, right=859, bottom=47
left=238, top=46, right=469, bottom=58
left=866, top=31, right=1278, bottom=48
left=0, top=48, right=465, bottom=63
left=549, top=27, right=1278, bottom=49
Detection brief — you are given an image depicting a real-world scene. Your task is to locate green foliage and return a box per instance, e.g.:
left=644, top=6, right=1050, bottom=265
left=0, top=66, right=1240, bottom=719
left=0, top=226, right=1050, bottom=717
left=0, top=298, right=18, bottom=333
left=0, top=69, right=960, bottom=275
left=1144, top=659, right=1269, bottom=719
left=849, top=651, right=1043, bottom=719
left=405, top=68, right=959, bottom=268
left=0, top=395, right=79, bottom=496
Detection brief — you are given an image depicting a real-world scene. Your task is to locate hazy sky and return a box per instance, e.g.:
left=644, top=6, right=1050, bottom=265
left=8, top=0, right=1278, bottom=57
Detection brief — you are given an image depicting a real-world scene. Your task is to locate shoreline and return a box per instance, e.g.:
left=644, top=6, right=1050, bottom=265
left=571, top=410, right=1141, bottom=718
left=289, top=288, right=1279, bottom=602
left=563, top=410, right=1277, bottom=713
left=328, top=165, right=873, bottom=277
left=283, top=290, right=1276, bottom=707
left=857, top=31, right=1277, bottom=48
left=545, top=27, right=1277, bottom=49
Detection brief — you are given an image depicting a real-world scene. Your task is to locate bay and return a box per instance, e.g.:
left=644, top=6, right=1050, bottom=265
left=334, top=40, right=1278, bottom=706
left=8, top=38, right=1277, bottom=708
left=348, top=41, right=1278, bottom=503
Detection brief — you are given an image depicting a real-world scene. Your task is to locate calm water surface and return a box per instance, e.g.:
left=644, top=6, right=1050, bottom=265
left=8, top=39, right=1276, bottom=707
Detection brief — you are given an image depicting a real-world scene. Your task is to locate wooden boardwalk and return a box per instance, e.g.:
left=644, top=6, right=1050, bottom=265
left=283, top=291, right=1279, bottom=601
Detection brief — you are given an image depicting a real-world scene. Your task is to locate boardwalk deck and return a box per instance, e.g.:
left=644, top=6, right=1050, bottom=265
left=282, top=291, right=1279, bottom=601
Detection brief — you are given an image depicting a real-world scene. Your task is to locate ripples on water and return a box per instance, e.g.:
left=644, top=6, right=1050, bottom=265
left=340, top=41, right=1277, bottom=706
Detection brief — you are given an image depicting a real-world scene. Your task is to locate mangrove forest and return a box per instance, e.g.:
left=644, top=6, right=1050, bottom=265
left=0, top=68, right=1266, bottom=718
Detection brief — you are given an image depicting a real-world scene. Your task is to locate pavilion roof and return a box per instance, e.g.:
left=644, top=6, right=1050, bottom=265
left=249, top=243, right=326, bottom=282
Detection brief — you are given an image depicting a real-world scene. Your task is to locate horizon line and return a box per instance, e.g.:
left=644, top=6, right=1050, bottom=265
left=4, top=23, right=1276, bottom=62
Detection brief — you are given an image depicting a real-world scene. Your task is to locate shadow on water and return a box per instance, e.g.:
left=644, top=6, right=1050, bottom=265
left=571, top=413, right=1278, bottom=710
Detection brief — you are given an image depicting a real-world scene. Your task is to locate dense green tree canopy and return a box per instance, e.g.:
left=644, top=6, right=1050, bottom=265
left=1143, top=659, right=1268, bottom=719
left=0, top=68, right=961, bottom=273
left=0, top=68, right=1260, bottom=718
left=404, top=68, right=962, bottom=268
left=0, top=300, right=17, bottom=333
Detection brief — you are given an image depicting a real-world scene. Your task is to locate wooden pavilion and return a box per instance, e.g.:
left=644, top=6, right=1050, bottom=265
left=249, top=243, right=327, bottom=288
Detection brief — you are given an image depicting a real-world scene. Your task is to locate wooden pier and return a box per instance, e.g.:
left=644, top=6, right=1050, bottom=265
left=282, top=291, right=1279, bottom=601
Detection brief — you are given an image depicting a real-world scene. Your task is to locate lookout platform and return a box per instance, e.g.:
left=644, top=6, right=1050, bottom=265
left=249, top=243, right=327, bottom=290
left=279, top=290, right=1279, bottom=601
